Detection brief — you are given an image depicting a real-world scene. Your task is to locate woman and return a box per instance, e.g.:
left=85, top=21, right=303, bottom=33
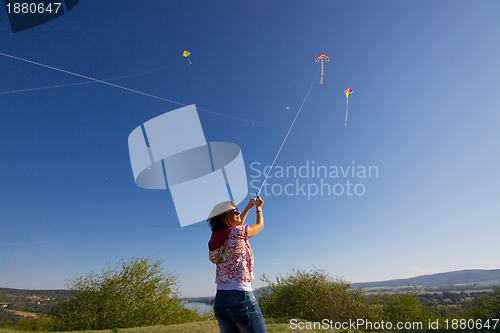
left=207, top=195, right=266, bottom=333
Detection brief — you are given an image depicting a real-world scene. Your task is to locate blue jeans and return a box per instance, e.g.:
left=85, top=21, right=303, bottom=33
left=213, top=290, right=267, bottom=333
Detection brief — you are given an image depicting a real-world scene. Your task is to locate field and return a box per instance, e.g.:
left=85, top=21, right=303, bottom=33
left=0, top=309, right=37, bottom=318
left=0, top=319, right=340, bottom=333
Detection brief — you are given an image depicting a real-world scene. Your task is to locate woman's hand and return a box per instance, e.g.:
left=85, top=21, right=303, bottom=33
left=245, top=197, right=257, bottom=210
left=255, top=195, right=264, bottom=209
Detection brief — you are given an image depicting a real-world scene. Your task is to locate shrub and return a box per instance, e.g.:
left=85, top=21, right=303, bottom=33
left=259, top=268, right=376, bottom=323
left=371, top=287, right=441, bottom=327
left=13, top=315, right=54, bottom=331
left=48, top=256, right=197, bottom=331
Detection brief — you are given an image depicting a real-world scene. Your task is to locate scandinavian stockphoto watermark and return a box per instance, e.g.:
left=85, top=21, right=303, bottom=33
left=290, top=318, right=424, bottom=331
left=249, top=160, right=378, bottom=199
left=128, top=105, right=248, bottom=227
left=289, top=318, right=499, bottom=331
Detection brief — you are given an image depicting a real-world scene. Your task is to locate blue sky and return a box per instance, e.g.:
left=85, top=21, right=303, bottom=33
left=1, top=1, right=499, bottom=298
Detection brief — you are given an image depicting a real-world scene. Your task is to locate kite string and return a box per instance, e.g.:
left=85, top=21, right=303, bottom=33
left=0, top=52, right=283, bottom=125
left=0, top=57, right=183, bottom=95
left=257, top=66, right=320, bottom=195
left=0, top=51, right=188, bottom=104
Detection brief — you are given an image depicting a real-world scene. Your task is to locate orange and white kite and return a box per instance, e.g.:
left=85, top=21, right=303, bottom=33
left=315, top=54, right=329, bottom=84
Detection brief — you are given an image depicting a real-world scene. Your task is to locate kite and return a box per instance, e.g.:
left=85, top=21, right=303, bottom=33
left=183, top=50, right=192, bottom=66
left=286, top=107, right=291, bottom=109
left=344, top=88, right=353, bottom=126
left=315, top=54, right=329, bottom=84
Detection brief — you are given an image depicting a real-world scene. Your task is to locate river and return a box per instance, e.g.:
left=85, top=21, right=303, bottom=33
left=185, top=302, right=213, bottom=315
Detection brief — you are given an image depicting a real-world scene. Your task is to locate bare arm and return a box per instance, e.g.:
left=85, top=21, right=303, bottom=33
left=239, top=198, right=256, bottom=224
left=247, top=195, right=264, bottom=238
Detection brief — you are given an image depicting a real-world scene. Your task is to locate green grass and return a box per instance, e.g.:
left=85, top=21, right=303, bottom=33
left=0, top=319, right=344, bottom=333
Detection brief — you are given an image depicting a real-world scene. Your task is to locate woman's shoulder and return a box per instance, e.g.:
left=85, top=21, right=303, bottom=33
left=229, top=225, right=248, bottom=239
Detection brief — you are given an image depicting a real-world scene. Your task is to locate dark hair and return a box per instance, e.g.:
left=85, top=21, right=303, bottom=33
left=208, top=213, right=231, bottom=232
left=208, top=202, right=236, bottom=232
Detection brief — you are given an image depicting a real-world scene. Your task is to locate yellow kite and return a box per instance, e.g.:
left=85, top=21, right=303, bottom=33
left=183, top=50, right=192, bottom=66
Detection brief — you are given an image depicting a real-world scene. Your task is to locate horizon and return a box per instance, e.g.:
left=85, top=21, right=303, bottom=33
left=2, top=267, right=499, bottom=295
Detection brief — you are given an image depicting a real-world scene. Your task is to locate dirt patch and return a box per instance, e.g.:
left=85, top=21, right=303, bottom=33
left=2, top=308, right=38, bottom=318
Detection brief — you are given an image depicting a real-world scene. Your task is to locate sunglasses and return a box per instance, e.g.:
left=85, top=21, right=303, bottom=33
left=226, top=208, right=240, bottom=216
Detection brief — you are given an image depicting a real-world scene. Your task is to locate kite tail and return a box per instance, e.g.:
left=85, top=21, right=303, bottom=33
left=320, top=60, right=324, bottom=84
left=345, top=99, right=349, bottom=126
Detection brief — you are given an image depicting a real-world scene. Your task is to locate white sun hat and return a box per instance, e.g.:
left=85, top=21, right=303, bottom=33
left=208, top=201, right=234, bottom=219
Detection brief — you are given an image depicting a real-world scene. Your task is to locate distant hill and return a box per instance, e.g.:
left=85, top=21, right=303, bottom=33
left=351, top=269, right=500, bottom=289
left=0, top=287, right=73, bottom=315
left=0, top=288, right=71, bottom=296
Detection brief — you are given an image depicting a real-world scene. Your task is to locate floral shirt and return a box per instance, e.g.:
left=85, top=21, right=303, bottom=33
left=209, top=225, right=254, bottom=284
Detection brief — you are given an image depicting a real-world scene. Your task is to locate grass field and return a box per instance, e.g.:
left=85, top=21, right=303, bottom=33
left=0, top=319, right=341, bottom=333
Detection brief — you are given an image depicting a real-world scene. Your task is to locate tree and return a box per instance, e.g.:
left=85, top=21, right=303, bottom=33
left=259, top=268, right=375, bottom=323
left=48, top=256, right=196, bottom=331
left=0, top=309, right=22, bottom=328
left=459, top=285, right=500, bottom=321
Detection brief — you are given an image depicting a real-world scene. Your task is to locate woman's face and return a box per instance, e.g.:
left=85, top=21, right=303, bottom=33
left=223, top=206, right=242, bottom=227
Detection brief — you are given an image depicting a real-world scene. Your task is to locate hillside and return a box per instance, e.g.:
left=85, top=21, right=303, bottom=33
left=0, top=288, right=72, bottom=315
left=351, top=269, right=500, bottom=289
